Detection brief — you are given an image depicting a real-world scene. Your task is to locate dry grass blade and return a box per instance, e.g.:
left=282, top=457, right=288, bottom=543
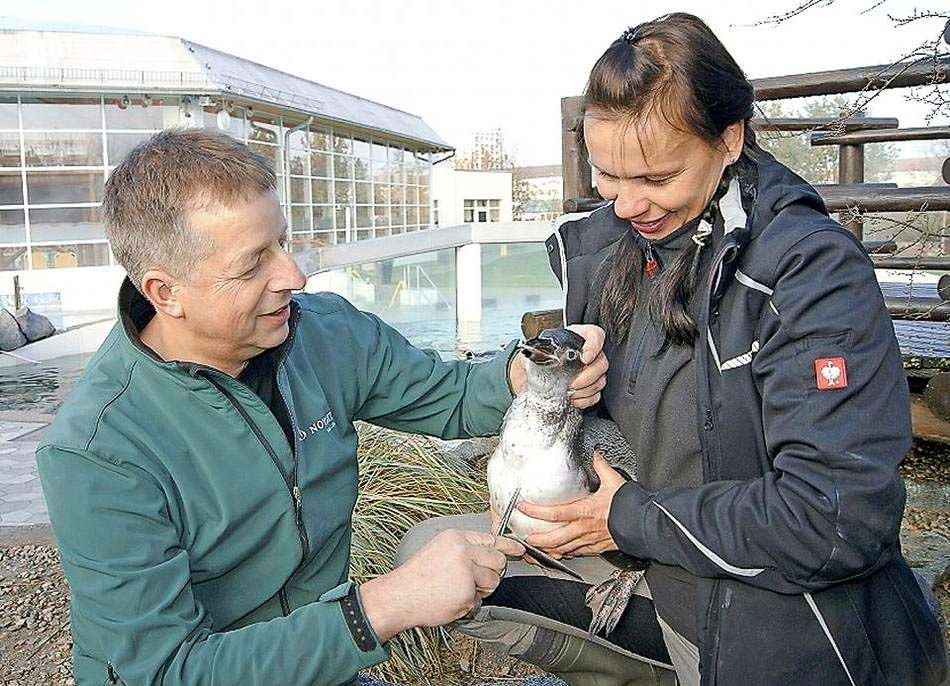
left=349, top=422, right=490, bottom=684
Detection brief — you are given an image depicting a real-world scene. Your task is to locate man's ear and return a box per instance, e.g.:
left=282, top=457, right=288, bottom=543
left=141, top=270, right=185, bottom=319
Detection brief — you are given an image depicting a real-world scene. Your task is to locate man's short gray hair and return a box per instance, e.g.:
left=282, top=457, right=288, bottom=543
left=103, top=127, right=277, bottom=293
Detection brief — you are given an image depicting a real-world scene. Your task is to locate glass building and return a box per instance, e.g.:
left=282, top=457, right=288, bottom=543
left=0, top=22, right=451, bottom=275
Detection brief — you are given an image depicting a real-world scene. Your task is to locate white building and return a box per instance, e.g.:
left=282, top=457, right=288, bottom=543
left=512, top=164, right=562, bottom=221
left=431, top=166, right=512, bottom=228
left=0, top=19, right=450, bottom=323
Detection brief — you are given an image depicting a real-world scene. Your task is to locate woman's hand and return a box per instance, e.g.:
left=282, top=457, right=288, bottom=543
left=566, top=324, right=608, bottom=409
left=508, top=324, right=608, bottom=409
left=517, top=451, right=625, bottom=558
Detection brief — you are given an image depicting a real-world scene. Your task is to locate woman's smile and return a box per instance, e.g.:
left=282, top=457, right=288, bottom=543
left=629, top=213, right=672, bottom=235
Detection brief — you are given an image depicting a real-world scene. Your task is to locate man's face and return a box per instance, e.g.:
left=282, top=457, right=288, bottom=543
left=176, top=189, right=306, bottom=361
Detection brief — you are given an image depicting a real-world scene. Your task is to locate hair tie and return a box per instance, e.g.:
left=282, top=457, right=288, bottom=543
left=621, top=27, right=639, bottom=45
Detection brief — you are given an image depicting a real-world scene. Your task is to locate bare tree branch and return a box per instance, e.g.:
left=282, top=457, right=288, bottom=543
left=732, top=0, right=835, bottom=28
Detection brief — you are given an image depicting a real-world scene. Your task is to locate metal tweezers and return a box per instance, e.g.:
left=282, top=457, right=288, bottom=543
left=495, top=487, right=583, bottom=581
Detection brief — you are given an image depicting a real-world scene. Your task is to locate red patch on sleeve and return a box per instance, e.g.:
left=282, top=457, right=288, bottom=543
left=815, top=357, right=848, bottom=390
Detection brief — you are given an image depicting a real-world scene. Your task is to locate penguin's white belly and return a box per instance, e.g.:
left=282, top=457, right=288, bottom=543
left=487, top=421, right=588, bottom=539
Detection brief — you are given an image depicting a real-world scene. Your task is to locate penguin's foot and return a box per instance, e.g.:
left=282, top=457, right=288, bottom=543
left=585, top=568, right=645, bottom=636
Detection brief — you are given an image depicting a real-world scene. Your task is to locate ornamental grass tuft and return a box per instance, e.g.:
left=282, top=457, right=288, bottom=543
left=351, top=422, right=490, bottom=684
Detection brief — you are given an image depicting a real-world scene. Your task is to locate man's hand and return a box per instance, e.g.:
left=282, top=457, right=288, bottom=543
left=517, top=451, right=624, bottom=558
left=508, top=324, right=608, bottom=409
left=359, top=529, right=524, bottom=642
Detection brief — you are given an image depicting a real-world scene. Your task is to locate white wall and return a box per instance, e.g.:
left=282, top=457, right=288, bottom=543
left=432, top=166, right=512, bottom=227
left=0, top=265, right=125, bottom=325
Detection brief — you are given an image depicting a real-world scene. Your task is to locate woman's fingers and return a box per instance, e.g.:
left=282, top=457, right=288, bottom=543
left=518, top=498, right=588, bottom=523
left=566, top=324, right=606, bottom=364
left=525, top=521, right=589, bottom=551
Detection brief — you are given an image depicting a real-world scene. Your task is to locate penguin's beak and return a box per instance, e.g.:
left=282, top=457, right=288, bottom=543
left=519, top=337, right=559, bottom=365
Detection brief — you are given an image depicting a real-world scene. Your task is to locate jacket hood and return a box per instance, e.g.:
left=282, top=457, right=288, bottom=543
left=744, top=149, right=828, bottom=240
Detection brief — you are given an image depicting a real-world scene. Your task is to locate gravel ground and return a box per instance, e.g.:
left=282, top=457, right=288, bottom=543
left=2, top=439, right=948, bottom=685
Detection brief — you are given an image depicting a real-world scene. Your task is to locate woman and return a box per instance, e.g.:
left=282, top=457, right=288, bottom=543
left=400, top=12, right=945, bottom=685
left=516, top=11, right=946, bottom=686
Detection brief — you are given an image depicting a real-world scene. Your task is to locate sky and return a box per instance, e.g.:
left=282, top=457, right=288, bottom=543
left=4, top=0, right=949, bottom=164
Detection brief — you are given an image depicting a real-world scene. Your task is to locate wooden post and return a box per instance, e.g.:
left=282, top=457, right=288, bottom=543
left=561, top=97, right=593, bottom=211
left=837, top=109, right=866, bottom=240
left=12, top=274, right=21, bottom=311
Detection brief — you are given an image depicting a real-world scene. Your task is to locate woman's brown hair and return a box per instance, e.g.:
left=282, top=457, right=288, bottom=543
left=586, top=13, right=761, bottom=347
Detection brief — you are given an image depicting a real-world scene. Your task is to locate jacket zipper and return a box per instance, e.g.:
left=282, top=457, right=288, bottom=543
left=693, top=234, right=741, bottom=683
left=201, top=369, right=309, bottom=616
left=644, top=242, right=658, bottom=279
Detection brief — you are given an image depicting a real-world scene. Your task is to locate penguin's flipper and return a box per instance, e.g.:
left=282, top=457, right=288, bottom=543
left=580, top=416, right=639, bottom=481
left=585, top=568, right=645, bottom=636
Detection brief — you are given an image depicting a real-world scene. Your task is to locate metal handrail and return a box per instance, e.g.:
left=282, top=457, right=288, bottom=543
left=0, top=65, right=213, bottom=88
left=293, top=221, right=554, bottom=276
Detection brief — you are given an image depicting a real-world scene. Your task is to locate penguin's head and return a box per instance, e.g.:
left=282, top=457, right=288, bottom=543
left=520, top=328, right=586, bottom=372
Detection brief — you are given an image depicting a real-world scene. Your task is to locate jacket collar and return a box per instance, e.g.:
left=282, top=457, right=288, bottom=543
left=116, top=277, right=300, bottom=378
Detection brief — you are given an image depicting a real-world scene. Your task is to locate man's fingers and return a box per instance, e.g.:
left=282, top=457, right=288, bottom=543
left=463, top=530, right=525, bottom=558
left=471, top=545, right=509, bottom=574
left=473, top=565, right=501, bottom=596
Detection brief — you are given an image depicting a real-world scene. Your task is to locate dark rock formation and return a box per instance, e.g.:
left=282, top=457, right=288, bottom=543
left=0, top=308, right=26, bottom=351
left=13, top=307, right=55, bottom=343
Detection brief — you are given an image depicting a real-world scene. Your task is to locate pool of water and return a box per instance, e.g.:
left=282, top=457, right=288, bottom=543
left=0, top=353, right=94, bottom=414
left=0, top=307, right=554, bottom=415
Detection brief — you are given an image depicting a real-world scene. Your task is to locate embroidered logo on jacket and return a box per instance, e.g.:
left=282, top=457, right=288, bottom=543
left=296, top=410, right=336, bottom=441
left=815, top=357, right=848, bottom=390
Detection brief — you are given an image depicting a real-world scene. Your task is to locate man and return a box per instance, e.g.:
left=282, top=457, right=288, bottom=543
left=36, top=128, right=608, bottom=685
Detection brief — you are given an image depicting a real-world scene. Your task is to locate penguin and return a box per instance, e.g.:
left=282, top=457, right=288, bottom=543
left=487, top=327, right=643, bottom=635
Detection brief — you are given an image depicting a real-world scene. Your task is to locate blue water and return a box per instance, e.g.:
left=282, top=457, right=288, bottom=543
left=0, top=308, right=554, bottom=414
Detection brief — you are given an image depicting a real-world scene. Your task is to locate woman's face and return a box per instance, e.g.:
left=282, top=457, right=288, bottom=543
left=584, top=111, right=743, bottom=241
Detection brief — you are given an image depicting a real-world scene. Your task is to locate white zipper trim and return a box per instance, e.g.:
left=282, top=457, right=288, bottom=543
left=706, top=327, right=722, bottom=372
left=654, top=502, right=765, bottom=577
left=769, top=300, right=780, bottom=317
left=804, top=592, right=857, bottom=686
left=719, top=176, right=746, bottom=235
left=551, top=204, right=612, bottom=326
left=734, top=269, right=774, bottom=296
left=720, top=341, right=760, bottom=371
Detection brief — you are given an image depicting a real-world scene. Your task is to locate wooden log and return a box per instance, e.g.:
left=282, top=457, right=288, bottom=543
left=873, top=257, right=950, bottom=270
left=566, top=188, right=950, bottom=215
left=821, top=187, right=950, bottom=212
left=924, top=373, right=950, bottom=422
left=811, top=126, right=950, bottom=146
left=752, top=116, right=898, bottom=132
left=911, top=395, right=950, bottom=445
left=887, top=299, right=950, bottom=322
left=521, top=309, right=563, bottom=339
left=751, top=57, right=949, bottom=101
left=863, top=240, right=898, bottom=255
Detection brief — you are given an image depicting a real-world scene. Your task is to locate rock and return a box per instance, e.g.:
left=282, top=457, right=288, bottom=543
left=0, top=307, right=27, bottom=351
left=14, top=307, right=55, bottom=343
left=902, top=527, right=950, bottom=590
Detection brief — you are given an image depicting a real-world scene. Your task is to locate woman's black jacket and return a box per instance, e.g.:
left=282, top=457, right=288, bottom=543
left=545, top=151, right=946, bottom=685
